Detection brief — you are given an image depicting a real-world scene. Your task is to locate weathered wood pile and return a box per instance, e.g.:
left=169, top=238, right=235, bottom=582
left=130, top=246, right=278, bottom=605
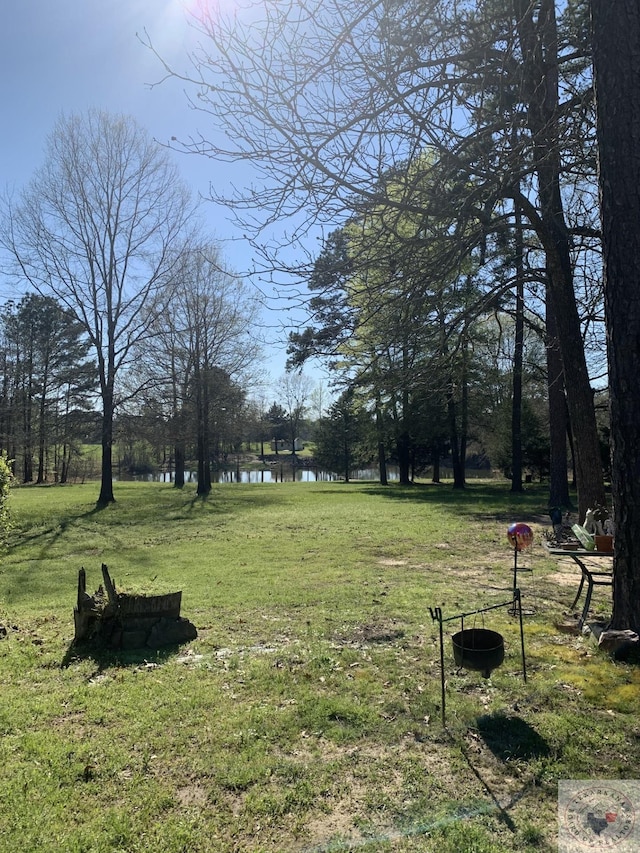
left=73, top=564, right=197, bottom=650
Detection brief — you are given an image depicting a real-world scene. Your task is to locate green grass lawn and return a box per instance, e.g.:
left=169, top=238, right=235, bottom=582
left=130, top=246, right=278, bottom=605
left=0, top=480, right=637, bottom=852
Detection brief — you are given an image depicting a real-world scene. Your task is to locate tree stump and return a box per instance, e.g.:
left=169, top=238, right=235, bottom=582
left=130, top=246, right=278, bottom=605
left=73, top=564, right=197, bottom=649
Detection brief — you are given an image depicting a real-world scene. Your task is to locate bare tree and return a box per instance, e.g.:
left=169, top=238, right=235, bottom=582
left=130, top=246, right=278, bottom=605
left=139, top=242, right=262, bottom=494
left=2, top=110, right=192, bottom=506
left=592, top=0, right=640, bottom=631
left=309, top=382, right=328, bottom=424
left=277, top=372, right=313, bottom=455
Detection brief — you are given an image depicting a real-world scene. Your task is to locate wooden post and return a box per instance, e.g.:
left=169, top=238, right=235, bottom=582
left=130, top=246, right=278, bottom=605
left=74, top=567, right=91, bottom=641
left=77, top=567, right=86, bottom=610
left=101, top=563, right=118, bottom=605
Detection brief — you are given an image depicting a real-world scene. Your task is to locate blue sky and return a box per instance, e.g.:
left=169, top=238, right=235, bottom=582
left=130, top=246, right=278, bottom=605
left=0, top=0, right=319, bottom=387
left=1, top=1, right=210, bottom=202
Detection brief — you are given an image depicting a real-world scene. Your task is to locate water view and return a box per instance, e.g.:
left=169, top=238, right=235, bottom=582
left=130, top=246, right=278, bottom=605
left=118, top=465, right=402, bottom=484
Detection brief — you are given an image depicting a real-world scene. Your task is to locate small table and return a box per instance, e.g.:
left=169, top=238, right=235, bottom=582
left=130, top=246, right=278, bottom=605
left=545, top=545, right=613, bottom=627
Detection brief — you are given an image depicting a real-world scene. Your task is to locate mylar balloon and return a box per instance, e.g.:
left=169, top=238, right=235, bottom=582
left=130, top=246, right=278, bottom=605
left=507, top=522, right=533, bottom=551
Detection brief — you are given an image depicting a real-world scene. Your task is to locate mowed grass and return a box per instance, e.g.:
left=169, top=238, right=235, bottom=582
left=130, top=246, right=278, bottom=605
left=0, top=480, right=638, bottom=852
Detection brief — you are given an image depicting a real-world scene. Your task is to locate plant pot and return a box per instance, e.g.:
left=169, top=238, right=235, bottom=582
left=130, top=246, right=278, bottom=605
left=451, top=628, right=505, bottom=678
left=594, top=535, right=614, bottom=553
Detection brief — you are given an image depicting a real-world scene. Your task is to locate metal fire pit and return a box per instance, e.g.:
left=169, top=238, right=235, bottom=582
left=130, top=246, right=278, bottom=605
left=452, top=627, right=505, bottom=678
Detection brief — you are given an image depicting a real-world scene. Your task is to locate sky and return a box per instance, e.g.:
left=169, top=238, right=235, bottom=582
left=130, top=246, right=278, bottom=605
left=0, top=0, right=322, bottom=389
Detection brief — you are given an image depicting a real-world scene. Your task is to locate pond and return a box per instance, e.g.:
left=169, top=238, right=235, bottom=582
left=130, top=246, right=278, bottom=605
left=117, top=465, right=402, bottom=484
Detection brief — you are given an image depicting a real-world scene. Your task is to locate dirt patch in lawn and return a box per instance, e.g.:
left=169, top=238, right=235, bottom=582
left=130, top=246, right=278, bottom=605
left=547, top=569, right=581, bottom=588
left=292, top=734, right=550, bottom=851
left=334, top=619, right=406, bottom=646
left=176, top=783, right=209, bottom=808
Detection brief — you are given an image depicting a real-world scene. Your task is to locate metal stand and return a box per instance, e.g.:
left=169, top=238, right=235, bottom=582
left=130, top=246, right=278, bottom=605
left=429, top=590, right=527, bottom=727
left=512, top=543, right=534, bottom=593
left=511, top=544, right=535, bottom=615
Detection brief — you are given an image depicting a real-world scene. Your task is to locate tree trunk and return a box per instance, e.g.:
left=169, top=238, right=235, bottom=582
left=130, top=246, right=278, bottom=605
left=343, top=428, right=350, bottom=483
left=459, top=334, right=469, bottom=480
left=196, top=409, right=211, bottom=495
left=447, top=383, right=465, bottom=489
left=174, top=442, right=185, bottom=489
left=515, top=0, right=605, bottom=521
left=36, top=371, right=49, bottom=484
left=431, top=446, right=441, bottom=484
left=440, top=303, right=464, bottom=489
left=511, top=200, right=524, bottom=493
left=396, top=356, right=411, bottom=485
left=196, top=369, right=211, bottom=496
left=97, top=402, right=115, bottom=507
left=375, top=400, right=388, bottom=486
left=202, top=379, right=212, bottom=494
left=22, top=377, right=33, bottom=483
left=60, top=444, right=70, bottom=484
left=546, top=289, right=571, bottom=508
left=396, top=429, right=411, bottom=485
left=539, top=194, right=604, bottom=520
left=592, top=0, right=640, bottom=632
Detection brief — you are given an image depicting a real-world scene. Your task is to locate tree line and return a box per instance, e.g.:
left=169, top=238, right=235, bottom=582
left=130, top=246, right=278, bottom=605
left=0, top=294, right=95, bottom=484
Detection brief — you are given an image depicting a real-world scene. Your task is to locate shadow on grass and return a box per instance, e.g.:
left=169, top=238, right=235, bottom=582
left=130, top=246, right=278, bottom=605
left=457, top=713, right=551, bottom=834
left=11, top=502, right=104, bottom=557
left=359, top=481, right=557, bottom=520
left=10, top=483, right=289, bottom=559
left=60, top=637, right=187, bottom=672
left=475, top=712, right=551, bottom=761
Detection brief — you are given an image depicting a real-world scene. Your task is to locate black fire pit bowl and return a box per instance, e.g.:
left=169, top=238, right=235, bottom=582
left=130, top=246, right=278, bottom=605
left=452, top=627, right=505, bottom=678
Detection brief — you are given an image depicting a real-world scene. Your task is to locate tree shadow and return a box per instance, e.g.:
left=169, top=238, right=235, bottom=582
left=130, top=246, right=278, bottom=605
left=11, top=502, right=103, bottom=558
left=9, top=484, right=289, bottom=561
left=359, top=481, right=552, bottom=519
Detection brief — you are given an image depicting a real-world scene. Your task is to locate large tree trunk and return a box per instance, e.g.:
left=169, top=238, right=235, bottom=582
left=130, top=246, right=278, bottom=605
left=97, top=405, right=115, bottom=506
left=396, top=429, right=411, bottom=485
left=36, top=368, right=48, bottom=484
left=196, top=401, right=211, bottom=496
left=36, top=413, right=46, bottom=483
left=431, top=448, right=441, bottom=484
left=174, top=442, right=185, bottom=489
left=515, top=0, right=605, bottom=521
left=545, top=288, right=572, bottom=508
left=22, top=375, right=33, bottom=483
left=511, top=200, right=525, bottom=493
left=592, top=0, right=640, bottom=632
left=459, top=334, right=469, bottom=480
left=447, top=384, right=465, bottom=490
left=375, top=400, right=388, bottom=486
left=342, top=428, right=351, bottom=483
left=539, top=197, right=605, bottom=521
